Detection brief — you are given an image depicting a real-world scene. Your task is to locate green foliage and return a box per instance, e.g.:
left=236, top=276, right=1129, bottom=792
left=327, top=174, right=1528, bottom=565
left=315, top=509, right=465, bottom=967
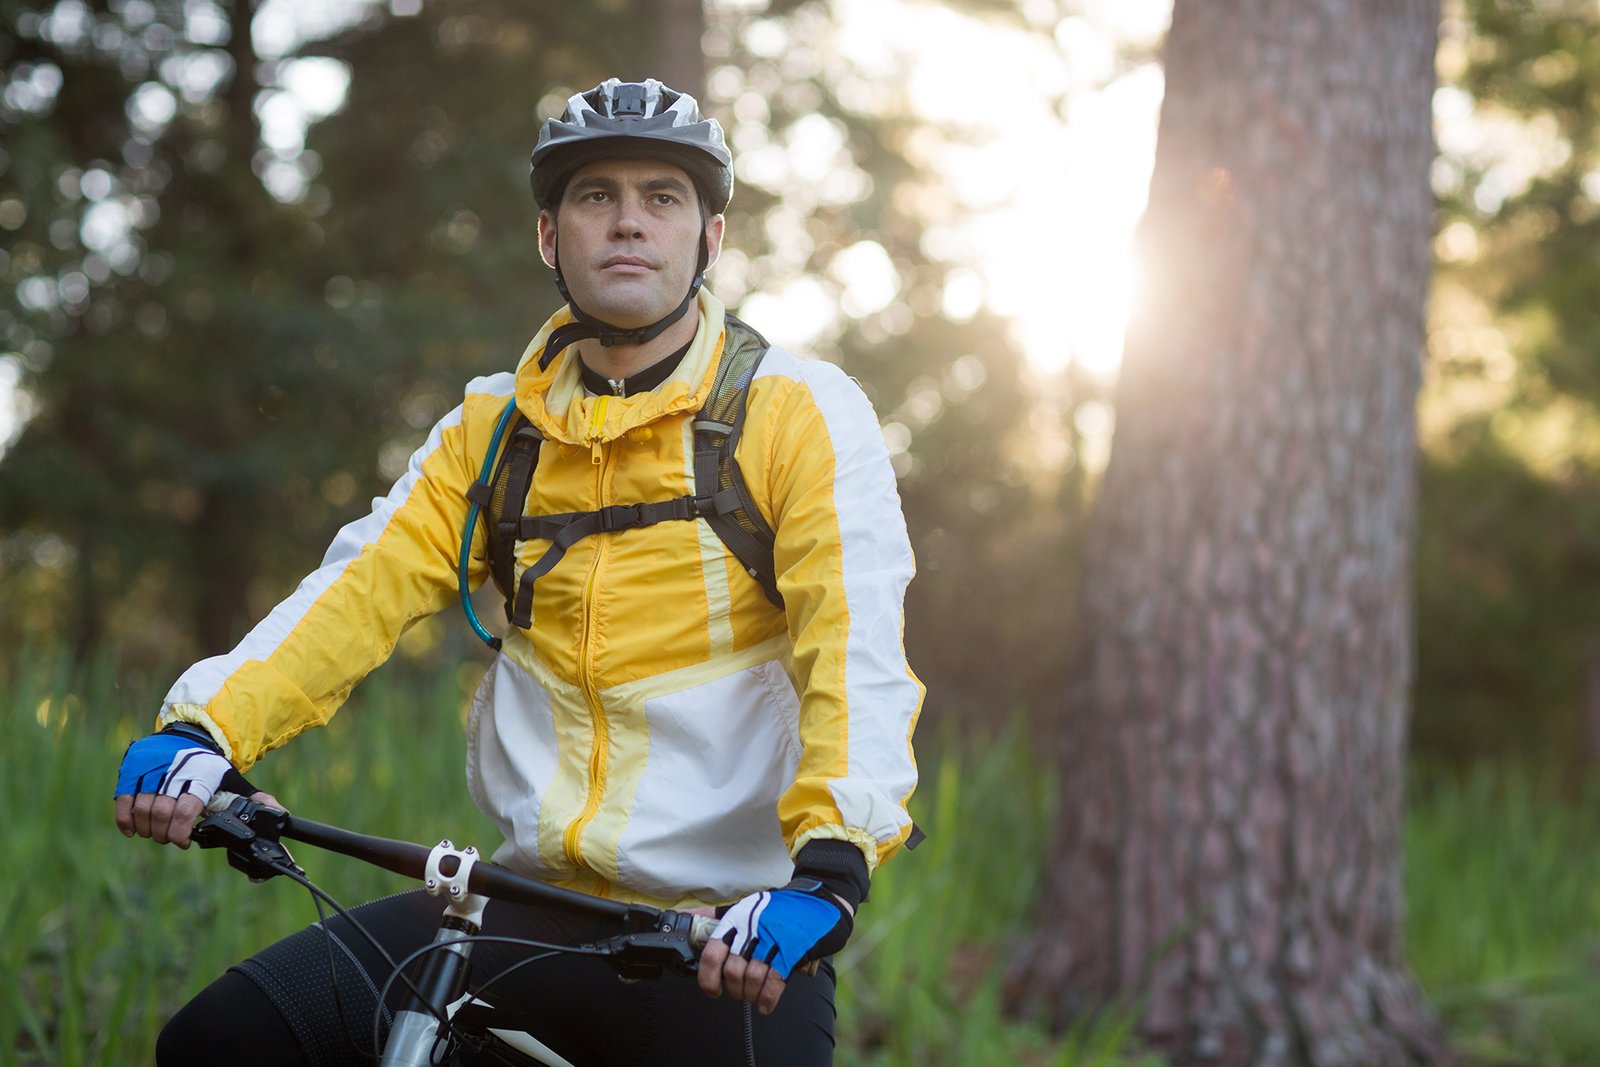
left=1407, top=764, right=1600, bottom=1065
left=1415, top=432, right=1600, bottom=764
left=1417, top=0, right=1600, bottom=766
left=0, top=0, right=439, bottom=657
left=1, top=650, right=494, bottom=1065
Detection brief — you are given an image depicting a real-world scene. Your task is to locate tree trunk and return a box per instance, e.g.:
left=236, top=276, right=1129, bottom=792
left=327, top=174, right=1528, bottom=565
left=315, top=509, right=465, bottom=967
left=189, top=0, right=266, bottom=654
left=647, top=0, right=706, bottom=102
left=192, top=491, right=256, bottom=652
left=1008, top=2, right=1450, bottom=1065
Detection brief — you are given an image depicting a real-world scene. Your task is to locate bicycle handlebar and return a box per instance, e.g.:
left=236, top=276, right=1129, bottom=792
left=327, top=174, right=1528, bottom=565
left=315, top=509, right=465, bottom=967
left=191, top=794, right=740, bottom=1065
left=194, top=793, right=716, bottom=976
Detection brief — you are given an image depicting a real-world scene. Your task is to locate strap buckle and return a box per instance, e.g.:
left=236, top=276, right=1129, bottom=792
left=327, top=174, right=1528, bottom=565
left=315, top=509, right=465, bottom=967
left=599, top=503, right=642, bottom=532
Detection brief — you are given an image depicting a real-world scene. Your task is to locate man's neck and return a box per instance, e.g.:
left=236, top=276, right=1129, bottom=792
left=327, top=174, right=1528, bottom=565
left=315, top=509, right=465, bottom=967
left=574, top=308, right=701, bottom=381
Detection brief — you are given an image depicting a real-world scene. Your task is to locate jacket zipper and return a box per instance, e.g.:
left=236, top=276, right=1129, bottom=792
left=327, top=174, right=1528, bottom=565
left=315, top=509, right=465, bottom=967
left=564, top=396, right=612, bottom=867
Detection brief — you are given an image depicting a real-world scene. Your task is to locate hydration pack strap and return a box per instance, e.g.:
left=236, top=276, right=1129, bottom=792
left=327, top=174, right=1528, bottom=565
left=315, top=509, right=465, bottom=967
left=692, top=332, right=781, bottom=607
left=509, top=497, right=703, bottom=629
left=693, top=418, right=780, bottom=608
left=487, top=315, right=784, bottom=634
left=492, top=424, right=542, bottom=601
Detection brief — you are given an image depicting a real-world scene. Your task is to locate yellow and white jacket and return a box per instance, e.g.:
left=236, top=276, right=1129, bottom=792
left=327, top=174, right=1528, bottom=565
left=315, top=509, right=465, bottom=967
left=159, top=291, right=923, bottom=908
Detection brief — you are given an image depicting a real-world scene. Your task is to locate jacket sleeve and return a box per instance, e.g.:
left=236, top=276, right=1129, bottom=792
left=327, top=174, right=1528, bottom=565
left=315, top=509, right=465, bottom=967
left=757, top=356, right=923, bottom=876
left=156, top=376, right=512, bottom=769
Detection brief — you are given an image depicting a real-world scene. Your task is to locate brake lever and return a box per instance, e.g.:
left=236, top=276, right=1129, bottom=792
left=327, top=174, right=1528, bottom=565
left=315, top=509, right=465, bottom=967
left=192, top=796, right=303, bottom=883
left=585, top=907, right=701, bottom=980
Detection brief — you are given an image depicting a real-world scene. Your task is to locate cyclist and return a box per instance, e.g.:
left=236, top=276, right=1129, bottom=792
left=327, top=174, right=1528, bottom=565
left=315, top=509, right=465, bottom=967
left=115, top=77, right=922, bottom=1066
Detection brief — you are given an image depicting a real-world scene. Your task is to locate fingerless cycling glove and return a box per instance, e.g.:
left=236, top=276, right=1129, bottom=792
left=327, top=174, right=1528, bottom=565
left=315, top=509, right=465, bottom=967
left=712, top=876, right=854, bottom=980
left=114, top=723, right=254, bottom=805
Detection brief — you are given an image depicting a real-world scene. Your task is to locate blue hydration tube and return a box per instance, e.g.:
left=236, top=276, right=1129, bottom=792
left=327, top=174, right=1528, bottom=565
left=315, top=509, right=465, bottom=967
left=459, top=397, right=521, bottom=650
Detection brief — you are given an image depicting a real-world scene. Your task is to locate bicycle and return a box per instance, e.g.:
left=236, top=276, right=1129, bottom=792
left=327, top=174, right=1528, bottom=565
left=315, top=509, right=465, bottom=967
left=192, top=793, right=731, bottom=1067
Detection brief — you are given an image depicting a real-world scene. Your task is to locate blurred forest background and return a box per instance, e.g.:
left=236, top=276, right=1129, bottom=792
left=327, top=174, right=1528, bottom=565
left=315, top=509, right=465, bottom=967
left=6, top=0, right=1600, bottom=774
left=7, top=0, right=1600, bottom=1063
left=1, top=0, right=1090, bottom=723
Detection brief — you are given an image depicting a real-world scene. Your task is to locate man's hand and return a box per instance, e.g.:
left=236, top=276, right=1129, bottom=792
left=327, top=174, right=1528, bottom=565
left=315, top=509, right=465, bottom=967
left=696, top=879, right=853, bottom=1013
left=113, top=725, right=277, bottom=849
left=114, top=788, right=284, bottom=849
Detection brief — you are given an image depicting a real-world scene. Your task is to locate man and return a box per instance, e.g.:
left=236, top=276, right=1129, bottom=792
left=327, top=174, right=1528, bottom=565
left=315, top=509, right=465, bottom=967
left=115, top=78, right=921, bottom=1065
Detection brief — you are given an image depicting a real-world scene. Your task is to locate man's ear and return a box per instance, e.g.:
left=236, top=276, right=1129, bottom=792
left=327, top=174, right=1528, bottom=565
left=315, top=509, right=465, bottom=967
left=538, top=209, right=558, bottom=270
left=704, top=214, right=725, bottom=271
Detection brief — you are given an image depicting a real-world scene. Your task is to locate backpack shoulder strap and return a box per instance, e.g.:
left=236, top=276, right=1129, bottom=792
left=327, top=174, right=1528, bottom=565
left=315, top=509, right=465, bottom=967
left=482, top=412, right=543, bottom=614
left=477, top=316, right=784, bottom=639
left=693, top=315, right=782, bottom=609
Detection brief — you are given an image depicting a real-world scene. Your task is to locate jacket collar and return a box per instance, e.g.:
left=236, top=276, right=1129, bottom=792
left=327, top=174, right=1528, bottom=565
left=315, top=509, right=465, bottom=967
left=513, top=289, right=728, bottom=446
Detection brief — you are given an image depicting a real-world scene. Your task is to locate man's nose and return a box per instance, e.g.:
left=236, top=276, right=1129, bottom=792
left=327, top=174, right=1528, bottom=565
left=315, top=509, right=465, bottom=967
left=611, top=197, right=646, bottom=238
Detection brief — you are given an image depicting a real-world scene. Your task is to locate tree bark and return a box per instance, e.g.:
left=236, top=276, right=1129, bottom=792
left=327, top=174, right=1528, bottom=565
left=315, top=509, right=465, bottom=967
left=1008, top=2, right=1450, bottom=1065
left=647, top=0, right=706, bottom=102
left=190, top=0, right=266, bottom=653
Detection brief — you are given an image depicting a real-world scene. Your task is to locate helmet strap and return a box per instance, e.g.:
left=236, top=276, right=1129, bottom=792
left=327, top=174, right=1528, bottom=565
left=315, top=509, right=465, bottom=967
left=539, top=229, right=711, bottom=370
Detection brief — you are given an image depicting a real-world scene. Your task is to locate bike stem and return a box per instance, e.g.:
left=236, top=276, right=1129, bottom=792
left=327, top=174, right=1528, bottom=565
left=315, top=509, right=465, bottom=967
left=384, top=842, right=490, bottom=1067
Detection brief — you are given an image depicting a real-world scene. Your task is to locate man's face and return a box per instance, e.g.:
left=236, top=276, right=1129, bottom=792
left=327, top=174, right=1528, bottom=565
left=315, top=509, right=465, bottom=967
left=539, top=158, right=724, bottom=330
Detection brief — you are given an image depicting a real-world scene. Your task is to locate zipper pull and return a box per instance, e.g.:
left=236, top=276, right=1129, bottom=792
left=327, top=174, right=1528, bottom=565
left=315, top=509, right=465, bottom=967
left=585, top=395, right=611, bottom=461
left=591, top=439, right=604, bottom=466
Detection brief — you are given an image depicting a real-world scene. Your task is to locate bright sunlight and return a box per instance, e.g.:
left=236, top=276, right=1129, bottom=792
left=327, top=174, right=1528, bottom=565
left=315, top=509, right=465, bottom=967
left=835, top=0, right=1171, bottom=377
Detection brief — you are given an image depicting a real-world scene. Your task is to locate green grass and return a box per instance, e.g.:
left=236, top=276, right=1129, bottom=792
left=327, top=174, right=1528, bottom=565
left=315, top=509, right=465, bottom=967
left=835, top=723, right=1160, bottom=1067
left=1406, top=767, right=1600, bottom=1065
left=6, top=651, right=1600, bottom=1065
left=1, top=652, right=502, bottom=1066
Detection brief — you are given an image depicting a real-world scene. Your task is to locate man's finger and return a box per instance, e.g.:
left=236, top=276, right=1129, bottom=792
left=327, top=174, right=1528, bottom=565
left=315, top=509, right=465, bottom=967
left=755, top=967, right=788, bottom=1015
left=721, top=949, right=751, bottom=1002
left=130, top=792, right=156, bottom=839
left=167, top=794, right=204, bottom=848
left=249, top=791, right=285, bottom=811
left=698, top=939, right=728, bottom=999
left=734, top=958, right=773, bottom=1006
left=148, top=795, right=179, bottom=845
left=114, top=795, right=135, bottom=837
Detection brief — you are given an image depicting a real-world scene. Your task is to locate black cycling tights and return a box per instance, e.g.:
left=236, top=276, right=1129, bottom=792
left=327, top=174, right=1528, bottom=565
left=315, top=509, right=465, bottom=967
left=157, top=889, right=836, bottom=1067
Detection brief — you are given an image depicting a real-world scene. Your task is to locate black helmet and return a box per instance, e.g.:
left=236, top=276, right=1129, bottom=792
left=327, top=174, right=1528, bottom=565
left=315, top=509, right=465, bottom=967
left=531, top=78, right=734, bottom=213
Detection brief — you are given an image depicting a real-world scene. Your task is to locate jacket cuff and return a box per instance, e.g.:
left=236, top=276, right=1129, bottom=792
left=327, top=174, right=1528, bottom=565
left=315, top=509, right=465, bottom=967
left=157, top=704, right=235, bottom=762
left=793, top=838, right=871, bottom=910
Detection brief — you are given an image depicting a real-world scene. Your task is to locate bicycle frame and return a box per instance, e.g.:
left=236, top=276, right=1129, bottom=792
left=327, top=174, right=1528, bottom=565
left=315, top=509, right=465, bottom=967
left=193, top=794, right=713, bottom=1067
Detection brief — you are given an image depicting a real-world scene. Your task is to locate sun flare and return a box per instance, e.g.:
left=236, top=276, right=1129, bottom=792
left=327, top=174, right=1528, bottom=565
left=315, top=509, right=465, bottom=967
left=836, top=0, right=1170, bottom=377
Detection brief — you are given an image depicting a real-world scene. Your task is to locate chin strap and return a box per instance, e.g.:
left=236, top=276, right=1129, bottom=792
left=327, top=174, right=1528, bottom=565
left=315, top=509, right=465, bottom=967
left=538, top=230, right=711, bottom=370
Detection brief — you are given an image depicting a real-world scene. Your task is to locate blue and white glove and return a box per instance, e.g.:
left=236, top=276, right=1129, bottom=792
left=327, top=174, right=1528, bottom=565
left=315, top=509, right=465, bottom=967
left=114, top=724, right=250, bottom=807
left=711, top=877, right=854, bottom=980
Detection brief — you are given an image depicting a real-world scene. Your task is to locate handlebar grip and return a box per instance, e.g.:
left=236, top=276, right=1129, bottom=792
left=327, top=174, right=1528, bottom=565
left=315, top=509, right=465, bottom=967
left=205, top=791, right=242, bottom=815
left=689, top=914, right=718, bottom=948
